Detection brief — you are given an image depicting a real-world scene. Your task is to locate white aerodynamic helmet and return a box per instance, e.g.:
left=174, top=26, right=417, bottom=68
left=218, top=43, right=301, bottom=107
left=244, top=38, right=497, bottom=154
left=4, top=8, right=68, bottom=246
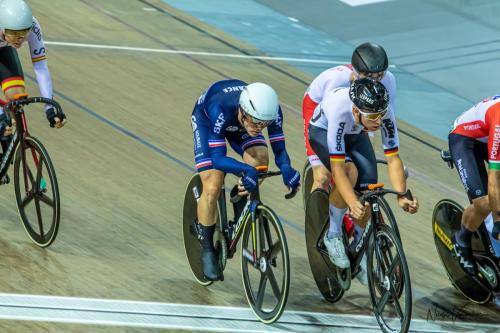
left=0, top=0, right=33, bottom=31
left=239, top=82, right=279, bottom=122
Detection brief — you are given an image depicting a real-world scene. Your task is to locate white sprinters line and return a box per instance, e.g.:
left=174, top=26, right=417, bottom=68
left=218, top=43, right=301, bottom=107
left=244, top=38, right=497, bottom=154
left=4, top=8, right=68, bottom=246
left=0, top=293, right=497, bottom=332
left=44, top=40, right=396, bottom=68
left=340, top=0, right=393, bottom=6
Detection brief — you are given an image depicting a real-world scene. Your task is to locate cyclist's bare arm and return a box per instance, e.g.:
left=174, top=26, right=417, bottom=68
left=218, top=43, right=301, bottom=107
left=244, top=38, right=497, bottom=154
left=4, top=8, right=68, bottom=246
left=386, top=154, right=406, bottom=193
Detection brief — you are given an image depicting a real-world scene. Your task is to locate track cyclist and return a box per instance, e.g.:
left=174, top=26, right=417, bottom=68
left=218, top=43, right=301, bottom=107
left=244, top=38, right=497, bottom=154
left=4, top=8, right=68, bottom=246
left=448, top=95, right=500, bottom=275
left=190, top=79, right=300, bottom=281
left=0, top=0, right=66, bottom=143
left=303, top=42, right=395, bottom=193
left=308, top=77, right=418, bottom=283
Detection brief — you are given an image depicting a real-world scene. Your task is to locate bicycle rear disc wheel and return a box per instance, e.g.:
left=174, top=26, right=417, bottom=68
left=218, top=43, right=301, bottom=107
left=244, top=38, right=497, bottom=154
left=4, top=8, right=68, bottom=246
left=14, top=136, right=60, bottom=247
left=241, top=204, right=290, bottom=324
left=305, top=189, right=344, bottom=302
left=432, top=199, right=492, bottom=304
left=367, top=224, right=412, bottom=333
left=182, top=173, right=224, bottom=286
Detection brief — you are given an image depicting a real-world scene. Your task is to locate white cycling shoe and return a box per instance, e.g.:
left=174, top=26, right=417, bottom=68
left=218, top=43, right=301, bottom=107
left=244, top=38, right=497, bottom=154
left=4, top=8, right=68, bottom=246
left=323, top=233, right=350, bottom=269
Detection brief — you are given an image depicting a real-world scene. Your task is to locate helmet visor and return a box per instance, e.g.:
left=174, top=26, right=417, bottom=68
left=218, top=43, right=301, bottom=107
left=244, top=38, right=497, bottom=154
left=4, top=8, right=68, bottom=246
left=241, top=109, right=274, bottom=128
left=358, top=108, right=387, bottom=121
left=4, top=27, right=31, bottom=38
left=357, top=70, right=386, bottom=82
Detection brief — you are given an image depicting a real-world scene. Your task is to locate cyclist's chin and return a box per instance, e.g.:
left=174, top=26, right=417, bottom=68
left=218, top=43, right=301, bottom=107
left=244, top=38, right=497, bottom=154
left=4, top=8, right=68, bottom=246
left=246, top=129, right=261, bottom=137
left=9, top=42, right=23, bottom=49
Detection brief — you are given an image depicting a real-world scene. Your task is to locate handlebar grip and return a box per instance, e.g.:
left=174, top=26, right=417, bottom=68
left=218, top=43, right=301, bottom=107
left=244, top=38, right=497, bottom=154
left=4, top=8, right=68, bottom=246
left=285, top=187, right=298, bottom=200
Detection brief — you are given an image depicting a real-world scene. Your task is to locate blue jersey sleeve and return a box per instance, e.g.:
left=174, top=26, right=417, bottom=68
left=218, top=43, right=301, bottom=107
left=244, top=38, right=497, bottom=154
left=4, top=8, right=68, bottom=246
left=267, top=107, right=291, bottom=168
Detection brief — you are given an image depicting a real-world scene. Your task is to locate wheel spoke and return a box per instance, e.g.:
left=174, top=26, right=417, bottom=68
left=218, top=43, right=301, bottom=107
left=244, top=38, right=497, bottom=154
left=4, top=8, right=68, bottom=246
left=389, top=280, right=404, bottom=318
left=19, top=193, right=34, bottom=209
left=386, top=254, right=401, bottom=277
left=269, top=240, right=282, bottom=260
left=256, top=273, right=268, bottom=309
left=267, top=267, right=282, bottom=300
left=34, top=196, right=45, bottom=237
left=38, top=193, right=54, bottom=207
left=376, top=289, right=390, bottom=315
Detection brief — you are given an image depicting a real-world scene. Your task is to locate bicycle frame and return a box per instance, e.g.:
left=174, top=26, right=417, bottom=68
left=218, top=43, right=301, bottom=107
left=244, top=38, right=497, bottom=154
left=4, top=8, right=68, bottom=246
left=218, top=184, right=262, bottom=260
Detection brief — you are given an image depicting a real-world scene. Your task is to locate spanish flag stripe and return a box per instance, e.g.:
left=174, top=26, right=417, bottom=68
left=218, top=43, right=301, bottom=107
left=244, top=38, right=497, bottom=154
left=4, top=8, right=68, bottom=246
left=2, top=80, right=25, bottom=92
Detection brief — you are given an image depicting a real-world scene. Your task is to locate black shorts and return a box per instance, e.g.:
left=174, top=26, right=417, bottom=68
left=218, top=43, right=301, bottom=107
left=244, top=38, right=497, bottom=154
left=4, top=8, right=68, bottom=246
left=449, top=133, right=488, bottom=201
left=308, top=124, right=377, bottom=189
left=0, top=46, right=24, bottom=93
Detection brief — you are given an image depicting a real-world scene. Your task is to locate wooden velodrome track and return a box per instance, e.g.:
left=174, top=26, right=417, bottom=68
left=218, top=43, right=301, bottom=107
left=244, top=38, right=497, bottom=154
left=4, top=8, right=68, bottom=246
left=0, top=0, right=497, bottom=332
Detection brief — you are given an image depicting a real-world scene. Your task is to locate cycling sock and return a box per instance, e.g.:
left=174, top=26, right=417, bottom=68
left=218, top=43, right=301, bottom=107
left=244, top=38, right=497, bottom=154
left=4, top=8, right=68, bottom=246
left=328, top=204, right=347, bottom=238
left=456, top=224, right=472, bottom=248
left=198, top=223, right=215, bottom=251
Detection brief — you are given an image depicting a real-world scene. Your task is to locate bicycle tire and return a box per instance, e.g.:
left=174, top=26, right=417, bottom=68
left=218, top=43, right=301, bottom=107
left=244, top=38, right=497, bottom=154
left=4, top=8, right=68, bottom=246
left=432, top=199, right=492, bottom=304
left=14, top=136, right=60, bottom=247
left=367, top=224, right=412, bottom=333
left=241, top=204, right=290, bottom=324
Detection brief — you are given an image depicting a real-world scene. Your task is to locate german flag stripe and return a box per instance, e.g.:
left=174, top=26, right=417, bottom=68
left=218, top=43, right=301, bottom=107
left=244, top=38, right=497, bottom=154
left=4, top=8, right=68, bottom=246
left=32, top=55, right=47, bottom=63
left=329, top=153, right=346, bottom=162
left=384, top=147, right=399, bottom=156
left=2, top=77, right=25, bottom=92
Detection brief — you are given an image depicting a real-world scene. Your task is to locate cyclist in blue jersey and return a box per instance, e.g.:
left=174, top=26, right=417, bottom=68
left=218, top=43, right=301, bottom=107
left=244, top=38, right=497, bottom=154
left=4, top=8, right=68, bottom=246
left=191, top=79, right=300, bottom=281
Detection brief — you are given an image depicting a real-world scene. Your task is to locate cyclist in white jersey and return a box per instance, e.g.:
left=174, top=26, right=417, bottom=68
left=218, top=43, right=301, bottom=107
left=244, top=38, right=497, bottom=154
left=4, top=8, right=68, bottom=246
left=0, top=0, right=66, bottom=140
left=303, top=43, right=396, bottom=192
left=308, top=78, right=418, bottom=277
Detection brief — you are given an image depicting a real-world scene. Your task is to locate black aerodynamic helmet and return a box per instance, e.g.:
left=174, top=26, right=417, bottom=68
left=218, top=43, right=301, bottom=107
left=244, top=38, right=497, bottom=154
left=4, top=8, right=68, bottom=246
left=349, top=78, right=389, bottom=113
left=351, top=42, right=389, bottom=73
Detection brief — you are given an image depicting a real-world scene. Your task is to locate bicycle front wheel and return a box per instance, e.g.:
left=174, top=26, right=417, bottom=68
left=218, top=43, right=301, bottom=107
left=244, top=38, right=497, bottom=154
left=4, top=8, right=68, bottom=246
left=241, top=204, right=290, bottom=324
left=14, top=136, right=60, bottom=247
left=367, top=224, right=412, bottom=333
left=301, top=160, right=313, bottom=211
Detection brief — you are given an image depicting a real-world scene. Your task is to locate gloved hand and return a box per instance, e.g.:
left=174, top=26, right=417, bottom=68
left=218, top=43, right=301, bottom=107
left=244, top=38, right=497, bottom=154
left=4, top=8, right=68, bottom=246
left=241, top=166, right=259, bottom=192
left=280, top=164, right=300, bottom=189
left=46, top=107, right=66, bottom=128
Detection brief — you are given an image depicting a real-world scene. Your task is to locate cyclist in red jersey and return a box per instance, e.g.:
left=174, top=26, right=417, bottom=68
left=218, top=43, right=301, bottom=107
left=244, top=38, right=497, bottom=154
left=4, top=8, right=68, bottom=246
left=449, top=95, right=500, bottom=275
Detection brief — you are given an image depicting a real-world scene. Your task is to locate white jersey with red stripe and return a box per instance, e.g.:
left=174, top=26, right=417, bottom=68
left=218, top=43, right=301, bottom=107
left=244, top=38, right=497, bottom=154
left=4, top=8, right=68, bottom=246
left=451, top=95, right=500, bottom=165
left=309, top=87, right=400, bottom=162
left=0, top=16, right=53, bottom=101
left=305, top=64, right=397, bottom=112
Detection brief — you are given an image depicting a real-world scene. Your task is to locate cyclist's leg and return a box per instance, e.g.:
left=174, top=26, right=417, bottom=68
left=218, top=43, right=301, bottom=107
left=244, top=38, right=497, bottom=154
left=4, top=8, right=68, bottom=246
left=191, top=107, right=223, bottom=280
left=0, top=46, right=23, bottom=144
left=449, top=133, right=489, bottom=274
left=309, top=125, right=355, bottom=268
left=346, top=132, right=378, bottom=229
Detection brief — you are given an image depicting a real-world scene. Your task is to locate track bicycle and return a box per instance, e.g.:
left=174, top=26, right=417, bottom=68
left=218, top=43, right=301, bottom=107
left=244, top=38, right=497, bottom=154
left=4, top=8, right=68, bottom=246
left=305, top=184, right=413, bottom=333
left=0, top=93, right=64, bottom=247
left=182, top=167, right=297, bottom=323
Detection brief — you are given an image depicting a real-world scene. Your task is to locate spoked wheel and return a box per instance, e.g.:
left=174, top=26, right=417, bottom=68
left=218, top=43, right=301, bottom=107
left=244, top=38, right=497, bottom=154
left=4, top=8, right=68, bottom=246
left=241, top=204, right=290, bottom=324
left=301, top=160, right=313, bottom=210
left=182, top=173, right=225, bottom=286
left=367, top=224, right=412, bottom=333
left=14, top=136, right=60, bottom=247
left=432, top=199, right=492, bottom=304
left=305, top=189, right=344, bottom=302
